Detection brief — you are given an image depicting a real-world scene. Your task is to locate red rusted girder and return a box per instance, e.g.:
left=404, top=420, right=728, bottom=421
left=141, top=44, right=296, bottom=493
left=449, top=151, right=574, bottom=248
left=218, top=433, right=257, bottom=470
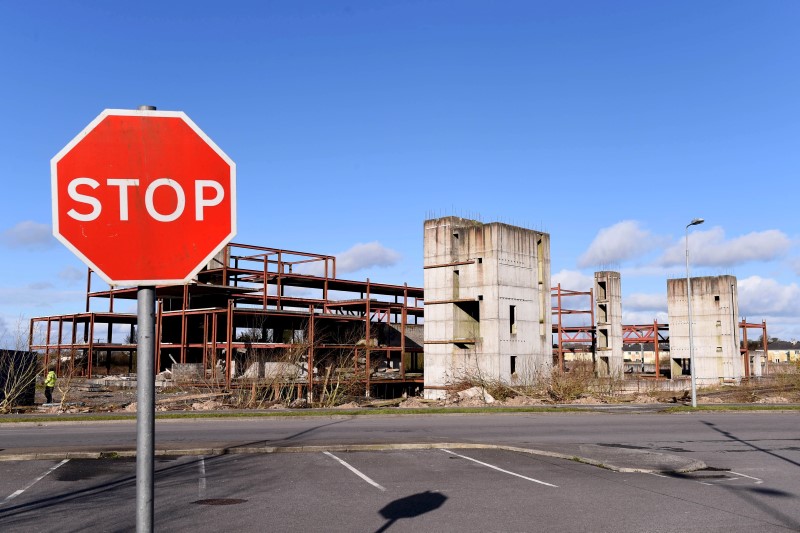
left=740, top=319, right=768, bottom=377
left=30, top=241, right=423, bottom=398
left=551, top=284, right=595, bottom=371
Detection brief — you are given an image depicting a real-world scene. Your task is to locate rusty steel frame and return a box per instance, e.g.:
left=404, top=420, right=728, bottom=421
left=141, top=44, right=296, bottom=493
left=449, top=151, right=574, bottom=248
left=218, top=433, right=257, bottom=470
left=622, top=321, right=670, bottom=378
left=551, top=284, right=595, bottom=371
left=740, top=319, right=768, bottom=378
left=29, top=243, right=424, bottom=399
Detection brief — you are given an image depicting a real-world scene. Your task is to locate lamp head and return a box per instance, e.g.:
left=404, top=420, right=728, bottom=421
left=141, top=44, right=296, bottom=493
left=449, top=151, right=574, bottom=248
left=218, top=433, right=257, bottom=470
left=688, top=218, right=705, bottom=227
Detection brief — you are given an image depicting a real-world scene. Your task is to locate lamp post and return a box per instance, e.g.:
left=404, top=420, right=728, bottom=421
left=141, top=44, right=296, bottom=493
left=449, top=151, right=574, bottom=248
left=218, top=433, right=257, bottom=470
left=640, top=342, right=645, bottom=373
left=686, top=218, right=704, bottom=408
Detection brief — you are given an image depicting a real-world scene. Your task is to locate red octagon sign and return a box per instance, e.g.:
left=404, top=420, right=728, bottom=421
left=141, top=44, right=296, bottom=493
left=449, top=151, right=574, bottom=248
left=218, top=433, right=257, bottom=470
left=51, top=109, right=236, bottom=286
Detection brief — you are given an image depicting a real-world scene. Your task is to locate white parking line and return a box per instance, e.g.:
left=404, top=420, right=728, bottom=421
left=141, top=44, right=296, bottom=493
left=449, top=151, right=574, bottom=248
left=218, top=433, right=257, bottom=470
left=323, top=452, right=386, bottom=492
left=441, top=449, right=558, bottom=488
left=198, top=457, right=207, bottom=497
left=729, top=471, right=763, bottom=484
left=1, top=459, right=70, bottom=506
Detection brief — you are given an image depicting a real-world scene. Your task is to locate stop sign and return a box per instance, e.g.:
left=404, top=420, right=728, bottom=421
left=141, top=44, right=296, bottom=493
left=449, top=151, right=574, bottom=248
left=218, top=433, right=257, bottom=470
left=51, top=109, right=236, bottom=286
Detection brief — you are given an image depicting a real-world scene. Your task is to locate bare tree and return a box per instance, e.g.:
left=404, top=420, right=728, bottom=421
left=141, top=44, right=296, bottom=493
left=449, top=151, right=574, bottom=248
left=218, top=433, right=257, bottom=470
left=55, top=355, right=81, bottom=412
left=0, top=317, right=40, bottom=413
left=0, top=350, right=39, bottom=413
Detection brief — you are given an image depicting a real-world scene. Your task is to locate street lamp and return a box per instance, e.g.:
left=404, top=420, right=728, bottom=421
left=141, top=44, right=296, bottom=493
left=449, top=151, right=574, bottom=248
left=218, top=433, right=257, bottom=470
left=686, top=217, right=704, bottom=407
left=640, top=342, right=645, bottom=373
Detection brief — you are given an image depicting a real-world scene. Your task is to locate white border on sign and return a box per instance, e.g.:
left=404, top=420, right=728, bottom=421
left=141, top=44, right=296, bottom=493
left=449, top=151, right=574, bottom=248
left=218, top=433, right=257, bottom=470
left=51, top=108, right=237, bottom=286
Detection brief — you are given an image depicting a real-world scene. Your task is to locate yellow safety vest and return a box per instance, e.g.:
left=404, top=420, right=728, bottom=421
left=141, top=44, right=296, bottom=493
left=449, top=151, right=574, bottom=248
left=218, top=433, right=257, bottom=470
left=45, top=372, right=56, bottom=387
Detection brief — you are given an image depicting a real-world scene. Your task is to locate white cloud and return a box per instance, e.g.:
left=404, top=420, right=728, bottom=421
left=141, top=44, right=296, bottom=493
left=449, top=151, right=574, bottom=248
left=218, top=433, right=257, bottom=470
left=624, top=293, right=667, bottom=312
left=738, top=276, right=800, bottom=318
left=1, top=221, right=55, bottom=249
left=757, top=318, right=800, bottom=343
left=0, top=284, right=84, bottom=310
left=551, top=269, right=594, bottom=291
left=790, top=257, right=800, bottom=276
left=300, top=242, right=402, bottom=277
left=337, top=242, right=402, bottom=274
left=659, top=227, right=791, bottom=268
left=621, top=310, right=669, bottom=326
left=281, top=285, right=321, bottom=298
left=737, top=276, right=800, bottom=341
left=0, top=313, right=32, bottom=349
left=58, top=266, right=86, bottom=283
left=577, top=221, right=661, bottom=268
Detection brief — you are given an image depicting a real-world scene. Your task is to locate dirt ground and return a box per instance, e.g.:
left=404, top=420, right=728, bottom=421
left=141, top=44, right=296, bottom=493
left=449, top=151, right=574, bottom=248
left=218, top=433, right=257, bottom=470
left=22, top=376, right=800, bottom=414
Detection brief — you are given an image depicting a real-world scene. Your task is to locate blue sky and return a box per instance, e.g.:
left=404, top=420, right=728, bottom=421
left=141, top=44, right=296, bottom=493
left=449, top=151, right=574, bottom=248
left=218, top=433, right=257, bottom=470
left=1, top=0, right=799, bottom=344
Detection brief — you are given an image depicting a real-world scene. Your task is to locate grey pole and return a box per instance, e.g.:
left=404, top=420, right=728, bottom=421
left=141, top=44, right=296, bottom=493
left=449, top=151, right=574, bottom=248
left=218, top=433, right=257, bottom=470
left=136, top=286, right=155, bottom=532
left=685, top=218, right=704, bottom=408
left=136, top=104, right=157, bottom=533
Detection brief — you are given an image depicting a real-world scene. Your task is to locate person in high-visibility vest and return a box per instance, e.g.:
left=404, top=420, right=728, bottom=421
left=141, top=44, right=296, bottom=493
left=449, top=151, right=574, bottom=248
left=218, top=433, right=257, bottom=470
left=44, top=370, right=56, bottom=404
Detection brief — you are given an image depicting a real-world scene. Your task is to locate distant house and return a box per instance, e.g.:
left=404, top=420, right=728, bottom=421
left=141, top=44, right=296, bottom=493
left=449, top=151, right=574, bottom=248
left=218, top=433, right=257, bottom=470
left=766, top=340, right=800, bottom=363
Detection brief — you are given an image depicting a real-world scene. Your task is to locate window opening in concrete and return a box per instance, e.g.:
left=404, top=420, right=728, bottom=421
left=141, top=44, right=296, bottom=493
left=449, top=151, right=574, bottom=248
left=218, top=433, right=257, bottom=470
left=714, top=295, right=720, bottom=302
left=477, top=257, right=483, bottom=264
left=597, top=281, right=607, bottom=300
left=454, top=300, right=480, bottom=340
left=510, top=305, right=517, bottom=335
left=539, top=291, right=546, bottom=337
left=452, top=231, right=459, bottom=239
left=536, top=237, right=544, bottom=284
left=598, top=303, right=608, bottom=323
left=453, top=269, right=460, bottom=299
left=510, top=355, right=517, bottom=375
left=598, top=328, right=608, bottom=348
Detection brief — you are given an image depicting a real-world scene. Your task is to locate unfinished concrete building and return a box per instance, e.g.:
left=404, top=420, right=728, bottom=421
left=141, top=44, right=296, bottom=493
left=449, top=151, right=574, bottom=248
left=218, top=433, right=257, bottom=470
left=594, top=271, right=623, bottom=376
left=423, top=217, right=552, bottom=399
left=667, top=275, right=743, bottom=384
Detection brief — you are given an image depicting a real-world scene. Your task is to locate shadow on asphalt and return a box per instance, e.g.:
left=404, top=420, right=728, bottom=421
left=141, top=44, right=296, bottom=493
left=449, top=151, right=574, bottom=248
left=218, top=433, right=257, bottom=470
left=0, top=417, right=355, bottom=521
left=375, top=490, right=447, bottom=533
left=701, top=420, right=800, bottom=469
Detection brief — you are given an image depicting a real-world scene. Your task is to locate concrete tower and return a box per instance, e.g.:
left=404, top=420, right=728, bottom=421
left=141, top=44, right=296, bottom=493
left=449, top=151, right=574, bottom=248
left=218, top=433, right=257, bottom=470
left=667, top=275, right=742, bottom=384
left=594, top=271, right=623, bottom=376
left=423, top=217, right=552, bottom=399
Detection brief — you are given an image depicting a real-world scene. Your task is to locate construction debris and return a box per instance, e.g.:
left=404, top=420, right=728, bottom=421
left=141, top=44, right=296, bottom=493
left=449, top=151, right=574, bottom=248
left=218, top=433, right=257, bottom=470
left=191, top=400, right=224, bottom=410
left=457, top=387, right=495, bottom=404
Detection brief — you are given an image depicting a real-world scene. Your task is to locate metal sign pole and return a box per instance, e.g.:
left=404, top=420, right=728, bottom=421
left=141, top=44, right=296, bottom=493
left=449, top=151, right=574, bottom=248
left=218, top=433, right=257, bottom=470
left=135, top=103, right=157, bottom=533
left=136, top=286, right=155, bottom=532
left=51, top=102, right=234, bottom=532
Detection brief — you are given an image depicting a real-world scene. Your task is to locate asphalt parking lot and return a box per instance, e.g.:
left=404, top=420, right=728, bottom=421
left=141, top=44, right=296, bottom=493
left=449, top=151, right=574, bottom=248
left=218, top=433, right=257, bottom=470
left=1, top=447, right=796, bottom=532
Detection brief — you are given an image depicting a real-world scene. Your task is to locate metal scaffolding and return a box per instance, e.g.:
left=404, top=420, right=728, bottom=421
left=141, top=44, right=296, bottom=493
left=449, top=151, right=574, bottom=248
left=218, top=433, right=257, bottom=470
left=30, top=243, right=424, bottom=400
left=551, top=284, right=595, bottom=371
left=740, top=319, right=768, bottom=378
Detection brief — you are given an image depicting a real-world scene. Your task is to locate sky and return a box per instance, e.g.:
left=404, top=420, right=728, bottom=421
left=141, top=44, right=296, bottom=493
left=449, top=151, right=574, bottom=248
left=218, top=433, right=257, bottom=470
left=1, top=0, right=799, bottom=346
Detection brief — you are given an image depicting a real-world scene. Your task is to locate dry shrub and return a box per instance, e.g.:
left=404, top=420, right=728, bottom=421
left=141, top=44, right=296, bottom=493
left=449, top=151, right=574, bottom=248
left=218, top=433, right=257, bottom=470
left=547, top=362, right=594, bottom=402
left=772, top=362, right=800, bottom=395
left=730, top=379, right=760, bottom=403
left=445, top=359, right=632, bottom=404
left=0, top=351, right=38, bottom=412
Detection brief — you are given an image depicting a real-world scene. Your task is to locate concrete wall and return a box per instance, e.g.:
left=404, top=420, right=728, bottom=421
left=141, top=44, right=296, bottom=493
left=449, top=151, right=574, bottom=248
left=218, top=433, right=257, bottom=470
left=667, top=275, right=742, bottom=384
left=423, top=217, right=552, bottom=399
left=384, top=323, right=423, bottom=350
left=594, top=271, right=623, bottom=376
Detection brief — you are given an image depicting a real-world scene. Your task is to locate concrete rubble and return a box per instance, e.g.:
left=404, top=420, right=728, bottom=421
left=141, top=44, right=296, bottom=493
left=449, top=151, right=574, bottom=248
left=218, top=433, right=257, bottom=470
left=456, top=386, right=495, bottom=404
